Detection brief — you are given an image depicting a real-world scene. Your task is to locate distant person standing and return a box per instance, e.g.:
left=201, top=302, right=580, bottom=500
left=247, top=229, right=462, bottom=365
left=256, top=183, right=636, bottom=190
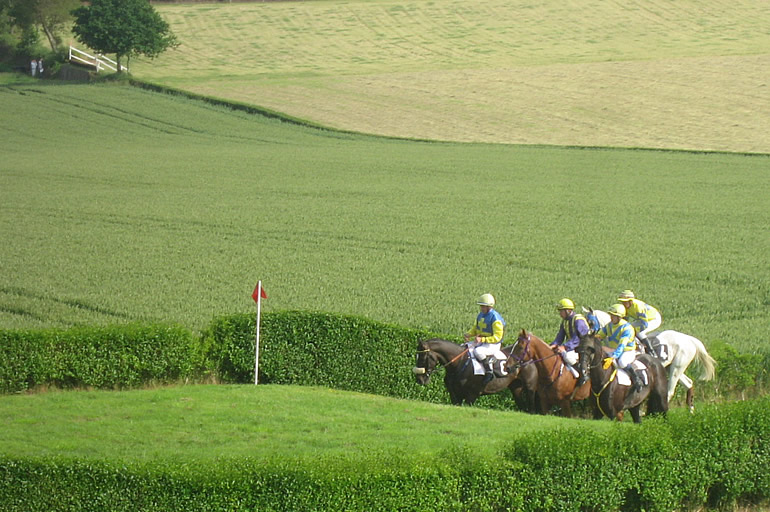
left=30, top=58, right=37, bottom=77
left=37, top=58, right=44, bottom=77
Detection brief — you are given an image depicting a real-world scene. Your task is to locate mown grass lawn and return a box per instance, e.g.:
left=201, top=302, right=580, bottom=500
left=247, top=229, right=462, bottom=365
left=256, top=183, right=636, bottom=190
left=130, top=0, right=770, bottom=153
left=0, top=384, right=623, bottom=463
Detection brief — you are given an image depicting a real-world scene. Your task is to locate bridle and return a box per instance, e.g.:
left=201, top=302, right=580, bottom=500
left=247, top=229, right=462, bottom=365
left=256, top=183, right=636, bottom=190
left=577, top=335, right=617, bottom=417
left=413, top=346, right=468, bottom=378
left=510, top=332, right=558, bottom=369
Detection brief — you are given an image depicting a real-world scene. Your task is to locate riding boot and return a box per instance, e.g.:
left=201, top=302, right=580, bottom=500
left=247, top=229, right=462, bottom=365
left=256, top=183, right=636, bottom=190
left=482, top=357, right=495, bottom=384
left=625, top=365, right=643, bottom=392
left=637, top=332, right=655, bottom=356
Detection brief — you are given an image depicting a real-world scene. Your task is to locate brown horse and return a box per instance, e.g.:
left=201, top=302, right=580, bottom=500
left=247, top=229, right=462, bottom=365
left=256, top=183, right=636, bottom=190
left=413, top=338, right=538, bottom=411
left=509, top=329, right=591, bottom=416
left=575, top=333, right=669, bottom=423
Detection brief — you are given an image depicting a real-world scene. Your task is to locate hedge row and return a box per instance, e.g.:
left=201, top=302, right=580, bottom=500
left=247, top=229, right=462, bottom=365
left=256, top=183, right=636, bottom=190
left=1, top=312, right=768, bottom=404
left=1, top=397, right=768, bottom=511
left=0, top=324, right=196, bottom=393
left=200, top=311, right=446, bottom=402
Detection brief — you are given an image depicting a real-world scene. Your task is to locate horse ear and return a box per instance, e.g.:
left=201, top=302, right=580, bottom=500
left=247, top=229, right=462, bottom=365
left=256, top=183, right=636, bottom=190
left=582, top=306, right=589, bottom=313
left=519, top=328, right=527, bottom=337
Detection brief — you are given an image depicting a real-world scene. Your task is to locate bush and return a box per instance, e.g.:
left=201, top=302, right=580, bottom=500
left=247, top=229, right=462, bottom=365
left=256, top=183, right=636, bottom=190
left=201, top=311, right=450, bottom=403
left=1, top=398, right=769, bottom=511
left=0, top=324, right=197, bottom=393
left=708, top=339, right=769, bottom=398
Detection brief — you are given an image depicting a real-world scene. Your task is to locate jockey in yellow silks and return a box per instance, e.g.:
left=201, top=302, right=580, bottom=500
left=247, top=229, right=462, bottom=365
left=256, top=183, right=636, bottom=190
left=617, top=290, right=661, bottom=355
left=464, top=293, right=507, bottom=383
left=594, top=304, right=643, bottom=392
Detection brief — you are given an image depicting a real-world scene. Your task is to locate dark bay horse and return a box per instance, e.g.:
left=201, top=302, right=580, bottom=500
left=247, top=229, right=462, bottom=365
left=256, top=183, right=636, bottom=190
left=509, top=329, right=591, bottom=417
left=413, top=338, right=538, bottom=411
left=576, top=333, right=669, bottom=423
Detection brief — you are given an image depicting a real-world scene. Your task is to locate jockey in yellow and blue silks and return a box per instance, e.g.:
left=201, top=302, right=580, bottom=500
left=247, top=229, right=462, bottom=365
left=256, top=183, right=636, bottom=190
left=617, top=290, right=662, bottom=355
left=594, top=303, right=643, bottom=392
left=464, top=293, right=507, bottom=383
left=549, top=298, right=589, bottom=375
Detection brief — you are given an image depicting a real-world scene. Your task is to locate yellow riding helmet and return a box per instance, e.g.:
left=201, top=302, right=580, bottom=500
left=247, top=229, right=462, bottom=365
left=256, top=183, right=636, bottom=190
left=557, top=298, right=575, bottom=310
left=608, top=303, right=627, bottom=317
left=477, top=293, right=496, bottom=307
left=617, top=290, right=635, bottom=301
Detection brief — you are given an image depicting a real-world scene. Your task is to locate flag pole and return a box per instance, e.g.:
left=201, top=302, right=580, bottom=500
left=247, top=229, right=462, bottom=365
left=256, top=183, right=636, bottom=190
left=254, top=280, right=262, bottom=385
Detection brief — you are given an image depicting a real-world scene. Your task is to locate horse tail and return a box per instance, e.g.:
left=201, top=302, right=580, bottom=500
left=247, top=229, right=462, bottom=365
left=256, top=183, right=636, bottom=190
left=690, top=335, right=716, bottom=381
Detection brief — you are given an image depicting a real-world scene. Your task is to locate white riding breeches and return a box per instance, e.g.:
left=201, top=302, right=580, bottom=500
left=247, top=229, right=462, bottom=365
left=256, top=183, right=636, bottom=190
left=471, top=343, right=505, bottom=361
left=617, top=351, right=637, bottom=368
left=561, top=350, right=578, bottom=366
left=631, top=317, right=661, bottom=335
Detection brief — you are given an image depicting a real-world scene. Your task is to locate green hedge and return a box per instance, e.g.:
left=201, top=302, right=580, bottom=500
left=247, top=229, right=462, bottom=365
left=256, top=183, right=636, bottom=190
left=1, top=397, right=768, bottom=512
left=2, top=312, right=767, bottom=408
left=201, top=311, right=451, bottom=403
left=0, top=324, right=196, bottom=393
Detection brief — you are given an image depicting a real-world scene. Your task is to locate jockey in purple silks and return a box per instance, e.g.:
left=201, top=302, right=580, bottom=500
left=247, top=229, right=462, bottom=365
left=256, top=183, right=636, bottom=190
left=549, top=298, right=589, bottom=376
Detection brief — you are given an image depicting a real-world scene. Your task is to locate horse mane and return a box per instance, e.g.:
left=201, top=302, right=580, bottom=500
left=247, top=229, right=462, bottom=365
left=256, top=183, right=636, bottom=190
left=419, top=338, right=465, bottom=355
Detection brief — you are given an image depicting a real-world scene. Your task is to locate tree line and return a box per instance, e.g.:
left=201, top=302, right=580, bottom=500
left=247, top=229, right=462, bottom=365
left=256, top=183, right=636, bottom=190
left=0, top=0, right=176, bottom=73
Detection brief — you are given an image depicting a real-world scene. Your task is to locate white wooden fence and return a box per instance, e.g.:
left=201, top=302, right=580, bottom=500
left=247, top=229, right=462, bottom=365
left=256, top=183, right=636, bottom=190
left=68, top=46, right=129, bottom=73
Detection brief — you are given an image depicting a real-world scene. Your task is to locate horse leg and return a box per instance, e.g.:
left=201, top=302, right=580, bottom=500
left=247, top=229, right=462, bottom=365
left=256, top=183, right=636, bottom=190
left=537, top=393, right=550, bottom=415
left=667, top=364, right=686, bottom=404
left=686, top=387, right=695, bottom=414
left=629, top=406, right=642, bottom=423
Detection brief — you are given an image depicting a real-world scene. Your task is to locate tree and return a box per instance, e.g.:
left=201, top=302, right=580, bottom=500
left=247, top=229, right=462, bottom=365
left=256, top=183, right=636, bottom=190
left=4, top=0, right=78, bottom=52
left=71, top=0, right=178, bottom=73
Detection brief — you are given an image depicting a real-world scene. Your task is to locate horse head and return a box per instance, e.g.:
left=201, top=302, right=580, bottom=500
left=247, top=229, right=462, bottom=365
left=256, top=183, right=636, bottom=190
left=509, top=329, right=533, bottom=367
left=582, top=306, right=607, bottom=334
left=575, top=333, right=601, bottom=386
left=413, top=339, right=439, bottom=385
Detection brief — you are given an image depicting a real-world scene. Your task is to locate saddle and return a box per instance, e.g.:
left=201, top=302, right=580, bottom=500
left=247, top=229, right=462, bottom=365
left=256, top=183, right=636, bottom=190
left=467, top=346, right=509, bottom=377
left=646, top=334, right=669, bottom=362
left=617, top=359, right=649, bottom=388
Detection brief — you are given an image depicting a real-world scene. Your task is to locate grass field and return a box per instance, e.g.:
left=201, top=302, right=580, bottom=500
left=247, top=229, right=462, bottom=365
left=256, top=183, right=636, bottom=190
left=1, top=3, right=769, bottom=505
left=1, top=82, right=768, bottom=354
left=0, top=384, right=618, bottom=462
left=127, top=0, right=770, bottom=153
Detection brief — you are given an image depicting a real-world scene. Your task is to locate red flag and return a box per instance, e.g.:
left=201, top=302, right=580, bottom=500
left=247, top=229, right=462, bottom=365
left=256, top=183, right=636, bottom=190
left=252, top=282, right=268, bottom=302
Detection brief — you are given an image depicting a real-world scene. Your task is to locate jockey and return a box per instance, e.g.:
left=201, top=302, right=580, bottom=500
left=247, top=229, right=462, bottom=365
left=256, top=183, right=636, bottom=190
left=464, top=293, right=507, bottom=383
left=617, top=290, right=662, bottom=356
left=594, top=303, right=643, bottom=392
left=549, top=298, right=588, bottom=376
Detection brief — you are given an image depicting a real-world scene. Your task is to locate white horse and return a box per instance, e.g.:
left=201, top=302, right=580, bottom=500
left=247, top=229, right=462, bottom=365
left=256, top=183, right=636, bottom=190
left=582, top=307, right=716, bottom=413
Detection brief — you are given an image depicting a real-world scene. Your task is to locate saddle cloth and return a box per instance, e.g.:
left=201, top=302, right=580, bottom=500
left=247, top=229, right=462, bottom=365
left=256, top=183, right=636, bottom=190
left=648, top=334, right=670, bottom=363
left=468, top=347, right=508, bottom=375
left=617, top=359, right=649, bottom=387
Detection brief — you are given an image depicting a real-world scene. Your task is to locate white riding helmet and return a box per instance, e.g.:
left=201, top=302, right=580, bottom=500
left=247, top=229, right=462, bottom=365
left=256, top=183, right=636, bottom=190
left=477, top=293, right=496, bottom=307
left=617, top=290, right=635, bottom=301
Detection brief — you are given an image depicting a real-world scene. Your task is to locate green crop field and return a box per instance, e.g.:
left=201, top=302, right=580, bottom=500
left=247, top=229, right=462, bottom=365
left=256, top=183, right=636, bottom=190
left=2, top=2, right=770, bottom=509
left=1, top=82, right=768, bottom=354
left=130, top=0, right=770, bottom=153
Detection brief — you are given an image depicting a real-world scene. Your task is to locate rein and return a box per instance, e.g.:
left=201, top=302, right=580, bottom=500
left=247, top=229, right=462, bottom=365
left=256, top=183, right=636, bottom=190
left=593, top=368, right=617, bottom=418
left=415, top=347, right=469, bottom=376
left=580, top=339, right=617, bottom=418
left=512, top=334, right=560, bottom=384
